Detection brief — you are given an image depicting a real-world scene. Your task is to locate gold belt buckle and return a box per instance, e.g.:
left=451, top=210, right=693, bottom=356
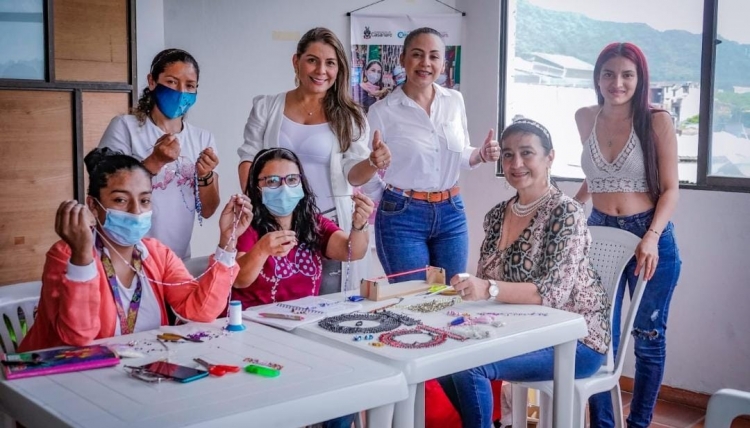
left=425, top=191, right=435, bottom=202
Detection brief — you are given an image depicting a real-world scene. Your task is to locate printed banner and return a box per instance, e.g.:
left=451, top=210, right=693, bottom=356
left=350, top=14, right=463, bottom=112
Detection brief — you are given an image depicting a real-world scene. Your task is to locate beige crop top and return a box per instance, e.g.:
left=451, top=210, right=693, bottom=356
left=580, top=110, right=649, bottom=193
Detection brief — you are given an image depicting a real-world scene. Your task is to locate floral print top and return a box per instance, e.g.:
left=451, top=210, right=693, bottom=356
left=477, top=188, right=611, bottom=354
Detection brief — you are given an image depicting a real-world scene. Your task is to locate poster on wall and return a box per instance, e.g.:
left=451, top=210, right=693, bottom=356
left=350, top=14, right=463, bottom=113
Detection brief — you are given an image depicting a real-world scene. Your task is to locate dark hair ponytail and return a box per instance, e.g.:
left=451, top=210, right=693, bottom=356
left=84, top=148, right=151, bottom=199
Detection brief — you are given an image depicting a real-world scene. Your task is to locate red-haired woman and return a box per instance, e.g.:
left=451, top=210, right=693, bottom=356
left=575, top=42, right=682, bottom=428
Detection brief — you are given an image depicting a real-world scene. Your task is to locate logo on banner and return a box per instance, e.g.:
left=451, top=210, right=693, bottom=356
left=363, top=26, right=393, bottom=39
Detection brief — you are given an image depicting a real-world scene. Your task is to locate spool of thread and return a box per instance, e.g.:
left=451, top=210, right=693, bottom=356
left=226, top=300, right=246, bottom=331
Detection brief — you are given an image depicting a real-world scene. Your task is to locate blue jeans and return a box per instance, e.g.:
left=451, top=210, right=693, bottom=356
left=438, top=343, right=605, bottom=428
left=375, top=189, right=468, bottom=283
left=587, top=208, right=682, bottom=428
left=321, top=414, right=355, bottom=428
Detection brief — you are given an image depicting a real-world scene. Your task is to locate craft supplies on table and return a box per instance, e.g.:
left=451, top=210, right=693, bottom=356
left=243, top=296, right=362, bottom=331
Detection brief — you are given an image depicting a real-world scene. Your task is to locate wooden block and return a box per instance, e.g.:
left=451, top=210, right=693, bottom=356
left=359, top=279, right=432, bottom=301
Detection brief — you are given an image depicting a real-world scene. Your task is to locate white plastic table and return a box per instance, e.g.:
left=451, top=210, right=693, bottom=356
left=294, top=294, right=588, bottom=428
left=0, top=319, right=408, bottom=428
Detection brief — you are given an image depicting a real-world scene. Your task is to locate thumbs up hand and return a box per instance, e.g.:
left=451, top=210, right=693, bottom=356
left=368, top=130, right=391, bottom=170
left=480, top=129, right=500, bottom=162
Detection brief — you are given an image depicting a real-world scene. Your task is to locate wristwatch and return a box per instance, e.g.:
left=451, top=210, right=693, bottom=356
left=487, top=279, right=499, bottom=301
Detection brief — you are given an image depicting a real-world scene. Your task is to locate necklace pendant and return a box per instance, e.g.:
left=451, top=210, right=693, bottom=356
left=308, top=112, right=313, bottom=116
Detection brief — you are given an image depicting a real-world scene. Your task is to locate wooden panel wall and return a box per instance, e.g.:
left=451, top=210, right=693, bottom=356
left=54, top=0, right=129, bottom=82
left=81, top=92, right=130, bottom=185
left=0, top=91, right=74, bottom=285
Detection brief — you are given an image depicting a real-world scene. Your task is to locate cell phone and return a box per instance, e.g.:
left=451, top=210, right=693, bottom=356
left=141, top=361, right=209, bottom=383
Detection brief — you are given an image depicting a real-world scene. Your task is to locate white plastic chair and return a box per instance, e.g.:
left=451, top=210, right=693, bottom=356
left=184, top=255, right=210, bottom=278
left=0, top=280, right=42, bottom=354
left=705, top=389, right=750, bottom=428
left=511, top=226, right=648, bottom=428
left=0, top=280, right=42, bottom=428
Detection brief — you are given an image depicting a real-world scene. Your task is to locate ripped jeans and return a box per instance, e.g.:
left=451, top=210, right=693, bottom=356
left=587, top=208, right=682, bottom=428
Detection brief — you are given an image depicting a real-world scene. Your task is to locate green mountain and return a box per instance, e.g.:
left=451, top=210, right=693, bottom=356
left=516, top=0, right=750, bottom=90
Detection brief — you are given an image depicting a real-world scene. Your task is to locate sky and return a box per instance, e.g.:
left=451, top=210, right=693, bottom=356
left=528, top=0, right=750, bottom=45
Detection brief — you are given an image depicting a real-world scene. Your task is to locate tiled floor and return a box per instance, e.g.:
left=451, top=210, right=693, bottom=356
left=619, top=391, right=750, bottom=428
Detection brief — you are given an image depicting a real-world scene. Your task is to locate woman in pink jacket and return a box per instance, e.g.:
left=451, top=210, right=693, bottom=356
left=20, top=148, right=253, bottom=352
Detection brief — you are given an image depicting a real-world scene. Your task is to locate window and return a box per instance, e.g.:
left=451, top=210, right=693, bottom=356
left=502, top=0, right=706, bottom=184
left=0, top=0, right=45, bottom=80
left=710, top=0, right=750, bottom=180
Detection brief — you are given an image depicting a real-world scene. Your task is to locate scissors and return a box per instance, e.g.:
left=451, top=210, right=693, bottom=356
left=194, top=358, right=240, bottom=377
left=157, top=333, right=203, bottom=343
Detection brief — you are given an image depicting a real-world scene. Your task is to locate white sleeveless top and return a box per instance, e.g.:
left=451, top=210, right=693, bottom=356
left=278, top=116, right=336, bottom=212
left=581, top=110, right=649, bottom=193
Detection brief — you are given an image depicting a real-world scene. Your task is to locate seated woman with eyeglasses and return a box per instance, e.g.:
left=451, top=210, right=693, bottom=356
left=19, top=148, right=253, bottom=352
left=232, top=148, right=374, bottom=308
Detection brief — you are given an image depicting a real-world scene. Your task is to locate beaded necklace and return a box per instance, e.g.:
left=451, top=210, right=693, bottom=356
left=511, top=187, right=551, bottom=218
left=95, top=201, right=242, bottom=289
left=258, top=242, right=322, bottom=303
left=319, top=312, right=401, bottom=334
left=402, top=297, right=461, bottom=313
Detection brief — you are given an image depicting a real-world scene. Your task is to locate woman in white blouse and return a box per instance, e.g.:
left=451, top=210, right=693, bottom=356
left=365, top=27, right=499, bottom=282
left=237, top=27, right=389, bottom=296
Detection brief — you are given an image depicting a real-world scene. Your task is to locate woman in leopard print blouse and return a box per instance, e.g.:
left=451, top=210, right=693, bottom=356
left=438, top=118, right=611, bottom=428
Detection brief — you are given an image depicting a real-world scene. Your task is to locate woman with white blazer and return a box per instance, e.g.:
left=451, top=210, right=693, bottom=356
left=237, top=27, right=389, bottom=297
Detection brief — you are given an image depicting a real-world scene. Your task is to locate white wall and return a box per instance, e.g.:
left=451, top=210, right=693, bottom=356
left=135, top=0, right=165, bottom=93
left=159, top=0, right=457, bottom=255
left=140, top=0, right=750, bottom=395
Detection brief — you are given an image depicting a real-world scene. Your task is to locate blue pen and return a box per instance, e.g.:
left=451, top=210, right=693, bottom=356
left=450, top=316, right=465, bottom=326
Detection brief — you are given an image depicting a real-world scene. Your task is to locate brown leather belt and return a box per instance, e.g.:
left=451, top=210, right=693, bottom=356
left=387, top=185, right=460, bottom=203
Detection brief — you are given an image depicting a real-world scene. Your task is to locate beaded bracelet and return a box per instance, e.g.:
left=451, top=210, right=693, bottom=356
left=376, top=310, right=421, bottom=326
left=318, top=312, right=401, bottom=334
left=378, top=328, right=447, bottom=349
left=403, top=297, right=461, bottom=313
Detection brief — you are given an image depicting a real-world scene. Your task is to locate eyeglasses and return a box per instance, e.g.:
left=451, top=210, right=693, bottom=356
left=258, top=174, right=302, bottom=189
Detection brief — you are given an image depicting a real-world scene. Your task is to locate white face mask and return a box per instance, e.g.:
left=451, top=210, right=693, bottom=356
left=366, top=71, right=381, bottom=84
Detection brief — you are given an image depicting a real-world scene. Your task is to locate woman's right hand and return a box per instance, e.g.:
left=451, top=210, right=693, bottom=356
left=144, top=134, right=180, bottom=174
left=450, top=273, right=491, bottom=301
left=369, top=130, right=390, bottom=170
left=55, top=201, right=95, bottom=266
left=256, top=230, right=298, bottom=258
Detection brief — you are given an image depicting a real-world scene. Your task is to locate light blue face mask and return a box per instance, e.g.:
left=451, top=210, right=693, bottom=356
left=261, top=185, right=305, bottom=217
left=95, top=200, right=153, bottom=246
left=152, top=83, right=197, bottom=119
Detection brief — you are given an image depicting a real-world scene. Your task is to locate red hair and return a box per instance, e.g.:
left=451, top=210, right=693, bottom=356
left=593, top=42, right=661, bottom=202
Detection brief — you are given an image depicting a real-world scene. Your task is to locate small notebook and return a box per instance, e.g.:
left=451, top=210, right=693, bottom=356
left=243, top=296, right=362, bottom=331
left=2, top=344, right=120, bottom=380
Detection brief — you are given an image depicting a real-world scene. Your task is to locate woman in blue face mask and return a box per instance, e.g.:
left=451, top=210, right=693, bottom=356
left=98, top=48, right=220, bottom=260
left=19, top=148, right=253, bottom=352
left=232, top=148, right=375, bottom=309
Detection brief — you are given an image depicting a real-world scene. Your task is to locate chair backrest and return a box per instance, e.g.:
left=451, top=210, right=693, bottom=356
left=587, top=226, right=648, bottom=374
left=705, top=389, right=750, bottom=428
left=184, top=255, right=211, bottom=278
left=0, top=281, right=42, bottom=354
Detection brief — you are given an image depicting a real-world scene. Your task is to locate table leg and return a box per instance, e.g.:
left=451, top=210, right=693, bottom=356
left=414, top=382, right=425, bottom=428
left=367, top=403, right=395, bottom=428
left=393, top=383, right=417, bottom=428
left=553, top=340, right=576, bottom=428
